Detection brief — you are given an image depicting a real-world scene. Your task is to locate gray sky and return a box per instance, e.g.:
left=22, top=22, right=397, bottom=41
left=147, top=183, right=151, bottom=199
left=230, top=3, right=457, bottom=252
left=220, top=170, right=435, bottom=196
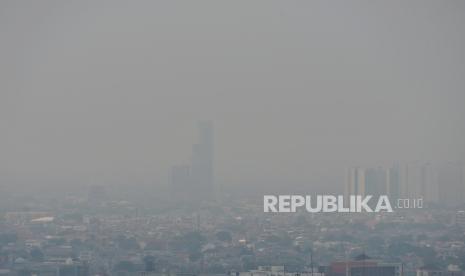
left=1, top=1, right=465, bottom=191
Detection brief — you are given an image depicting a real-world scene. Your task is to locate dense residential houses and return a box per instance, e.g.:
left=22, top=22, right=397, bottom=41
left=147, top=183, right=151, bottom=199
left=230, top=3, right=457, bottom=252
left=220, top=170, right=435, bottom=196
left=1, top=189, right=465, bottom=276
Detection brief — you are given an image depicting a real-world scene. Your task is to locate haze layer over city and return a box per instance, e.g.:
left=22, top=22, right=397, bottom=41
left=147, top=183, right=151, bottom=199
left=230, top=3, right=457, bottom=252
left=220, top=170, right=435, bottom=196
left=2, top=1, right=465, bottom=276
left=2, top=0, right=465, bottom=196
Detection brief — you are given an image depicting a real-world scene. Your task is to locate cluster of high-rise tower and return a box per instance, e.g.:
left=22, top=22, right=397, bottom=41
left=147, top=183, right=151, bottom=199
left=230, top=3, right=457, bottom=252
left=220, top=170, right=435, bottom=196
left=170, top=121, right=214, bottom=202
left=346, top=161, right=465, bottom=207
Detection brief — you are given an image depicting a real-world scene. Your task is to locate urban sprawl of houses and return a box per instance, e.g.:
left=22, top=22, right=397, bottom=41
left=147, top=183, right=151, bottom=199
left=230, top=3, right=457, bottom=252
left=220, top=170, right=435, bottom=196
left=0, top=185, right=465, bottom=276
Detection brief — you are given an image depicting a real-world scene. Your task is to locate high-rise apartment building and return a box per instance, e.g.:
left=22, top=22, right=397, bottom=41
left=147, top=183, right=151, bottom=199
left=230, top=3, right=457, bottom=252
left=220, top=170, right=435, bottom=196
left=345, top=167, right=366, bottom=200
left=346, top=161, right=465, bottom=207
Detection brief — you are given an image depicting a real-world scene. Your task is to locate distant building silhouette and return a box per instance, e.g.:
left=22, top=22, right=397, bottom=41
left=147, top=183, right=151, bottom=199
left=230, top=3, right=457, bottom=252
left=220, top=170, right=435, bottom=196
left=386, top=163, right=401, bottom=202
left=345, top=167, right=366, bottom=200
left=191, top=121, right=214, bottom=200
left=346, top=166, right=391, bottom=202
left=364, top=167, right=387, bottom=204
left=401, top=162, right=435, bottom=203
left=346, top=161, right=465, bottom=207
left=170, top=121, right=214, bottom=203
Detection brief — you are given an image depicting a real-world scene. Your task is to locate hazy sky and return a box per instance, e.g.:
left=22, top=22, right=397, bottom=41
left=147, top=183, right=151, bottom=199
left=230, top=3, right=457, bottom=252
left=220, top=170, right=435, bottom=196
left=1, top=1, right=465, bottom=191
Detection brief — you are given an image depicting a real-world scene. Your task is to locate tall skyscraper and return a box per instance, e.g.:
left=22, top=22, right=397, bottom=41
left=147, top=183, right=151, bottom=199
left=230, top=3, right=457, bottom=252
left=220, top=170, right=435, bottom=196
left=346, top=166, right=386, bottom=208
left=400, top=162, right=437, bottom=204
left=401, top=161, right=425, bottom=200
left=386, top=164, right=401, bottom=201
left=345, top=167, right=366, bottom=200
left=170, top=121, right=214, bottom=202
left=365, top=167, right=387, bottom=199
left=422, top=162, right=438, bottom=203
left=191, top=121, right=214, bottom=200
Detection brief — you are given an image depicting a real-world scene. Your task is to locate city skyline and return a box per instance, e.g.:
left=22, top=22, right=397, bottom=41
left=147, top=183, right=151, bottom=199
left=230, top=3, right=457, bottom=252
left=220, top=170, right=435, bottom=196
left=346, top=161, right=465, bottom=207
